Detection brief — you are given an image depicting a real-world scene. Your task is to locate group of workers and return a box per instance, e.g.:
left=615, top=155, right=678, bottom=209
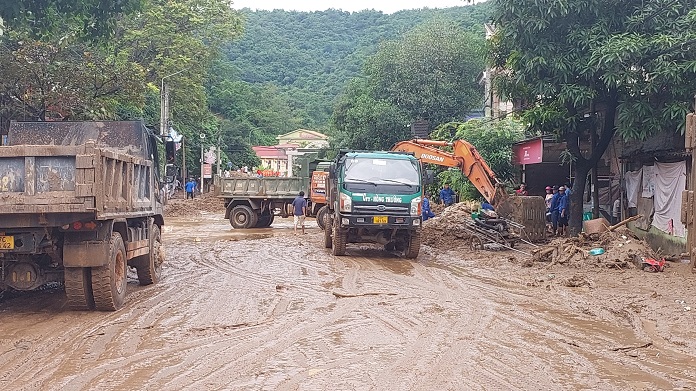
left=544, top=184, right=572, bottom=236
left=423, top=181, right=573, bottom=237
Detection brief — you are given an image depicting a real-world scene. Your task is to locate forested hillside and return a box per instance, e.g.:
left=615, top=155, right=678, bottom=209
left=222, top=3, right=493, bottom=131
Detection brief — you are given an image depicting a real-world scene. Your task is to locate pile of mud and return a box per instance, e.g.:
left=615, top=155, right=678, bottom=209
left=164, top=192, right=225, bottom=217
left=527, top=228, right=657, bottom=270
left=422, top=201, right=479, bottom=248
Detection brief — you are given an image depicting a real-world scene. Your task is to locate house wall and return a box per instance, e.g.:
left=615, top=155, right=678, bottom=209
left=617, top=131, right=688, bottom=256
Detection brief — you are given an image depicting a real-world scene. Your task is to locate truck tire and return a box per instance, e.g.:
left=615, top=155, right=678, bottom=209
left=324, top=215, right=333, bottom=248
left=331, top=220, right=346, bottom=256
left=92, top=232, right=128, bottom=311
left=316, top=205, right=328, bottom=231
left=136, top=225, right=163, bottom=286
left=405, top=229, right=421, bottom=259
left=256, top=210, right=274, bottom=228
left=230, top=205, right=258, bottom=229
left=64, top=267, right=95, bottom=310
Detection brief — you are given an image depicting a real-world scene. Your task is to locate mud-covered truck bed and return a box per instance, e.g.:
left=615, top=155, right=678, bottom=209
left=0, top=121, right=165, bottom=311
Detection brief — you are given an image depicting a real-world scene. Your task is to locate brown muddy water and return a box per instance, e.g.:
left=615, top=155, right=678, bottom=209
left=1, top=212, right=695, bottom=390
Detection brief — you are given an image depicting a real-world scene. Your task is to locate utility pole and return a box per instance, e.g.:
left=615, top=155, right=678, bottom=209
left=216, top=130, right=221, bottom=176
left=159, top=68, right=189, bottom=136
left=182, top=136, right=187, bottom=181
left=200, top=133, right=206, bottom=194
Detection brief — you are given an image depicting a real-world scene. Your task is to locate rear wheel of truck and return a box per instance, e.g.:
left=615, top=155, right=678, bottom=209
left=256, top=214, right=274, bottom=228
left=136, top=225, right=163, bottom=285
left=230, top=205, right=258, bottom=229
left=324, top=215, right=333, bottom=248
left=316, top=205, right=328, bottom=231
left=92, top=232, right=128, bottom=311
left=255, top=209, right=274, bottom=228
left=64, top=267, right=95, bottom=310
left=404, top=229, right=421, bottom=259
left=331, top=220, right=346, bottom=256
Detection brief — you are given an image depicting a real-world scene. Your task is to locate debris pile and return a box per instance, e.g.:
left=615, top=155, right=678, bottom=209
left=422, top=201, right=479, bottom=248
left=528, top=227, right=658, bottom=270
left=164, top=192, right=225, bottom=217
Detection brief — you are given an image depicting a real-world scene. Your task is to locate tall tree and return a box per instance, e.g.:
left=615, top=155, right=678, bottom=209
left=491, top=0, right=696, bottom=233
left=0, top=0, right=142, bottom=39
left=366, top=20, right=485, bottom=125
left=332, top=20, right=485, bottom=150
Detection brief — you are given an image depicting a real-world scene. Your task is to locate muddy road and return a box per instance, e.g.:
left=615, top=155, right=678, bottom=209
left=1, top=211, right=696, bottom=390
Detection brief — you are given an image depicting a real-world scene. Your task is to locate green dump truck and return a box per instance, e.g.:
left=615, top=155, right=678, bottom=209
left=215, top=154, right=329, bottom=228
left=323, top=151, right=423, bottom=258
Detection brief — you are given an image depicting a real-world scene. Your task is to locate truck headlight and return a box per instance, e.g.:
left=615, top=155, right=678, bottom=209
left=410, top=196, right=421, bottom=216
left=339, top=192, right=352, bottom=213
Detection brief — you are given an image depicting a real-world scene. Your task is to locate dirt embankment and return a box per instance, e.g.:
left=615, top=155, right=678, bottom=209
left=421, top=202, right=478, bottom=248
left=164, top=191, right=225, bottom=218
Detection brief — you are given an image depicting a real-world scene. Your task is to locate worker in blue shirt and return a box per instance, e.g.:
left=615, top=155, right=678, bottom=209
left=556, top=186, right=569, bottom=236
left=185, top=178, right=197, bottom=199
left=439, top=184, right=456, bottom=207
left=422, top=194, right=435, bottom=221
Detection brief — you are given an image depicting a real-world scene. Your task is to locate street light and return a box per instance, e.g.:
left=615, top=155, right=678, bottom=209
left=160, top=68, right=190, bottom=136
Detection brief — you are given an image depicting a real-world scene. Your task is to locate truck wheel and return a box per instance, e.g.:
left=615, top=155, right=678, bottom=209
left=256, top=214, right=274, bottom=228
left=316, top=206, right=328, bottom=231
left=64, top=267, right=95, bottom=310
left=405, top=229, right=421, bottom=259
left=324, top=215, right=333, bottom=248
left=331, top=220, right=346, bottom=256
left=92, top=232, right=128, bottom=311
left=136, top=225, right=163, bottom=285
left=230, top=205, right=258, bottom=229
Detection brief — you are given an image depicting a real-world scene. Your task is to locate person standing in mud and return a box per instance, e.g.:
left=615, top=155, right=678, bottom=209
left=292, top=191, right=308, bottom=234
left=556, top=186, right=569, bottom=236
left=185, top=178, right=196, bottom=199
left=422, top=193, right=435, bottom=221
left=439, top=184, right=456, bottom=207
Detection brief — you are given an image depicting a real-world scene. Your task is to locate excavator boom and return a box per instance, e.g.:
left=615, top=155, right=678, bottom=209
left=392, top=139, right=502, bottom=204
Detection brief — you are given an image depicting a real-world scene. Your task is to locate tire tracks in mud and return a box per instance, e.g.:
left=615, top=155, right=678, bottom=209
left=1, top=220, right=696, bottom=390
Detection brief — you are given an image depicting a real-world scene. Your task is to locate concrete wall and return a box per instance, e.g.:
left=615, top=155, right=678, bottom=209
left=629, top=222, right=686, bottom=258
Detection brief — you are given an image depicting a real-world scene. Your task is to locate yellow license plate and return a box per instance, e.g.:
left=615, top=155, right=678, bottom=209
left=373, top=216, right=388, bottom=224
left=0, top=235, right=14, bottom=250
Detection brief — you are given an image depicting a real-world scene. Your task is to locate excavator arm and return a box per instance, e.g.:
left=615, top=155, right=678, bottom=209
left=392, top=139, right=503, bottom=204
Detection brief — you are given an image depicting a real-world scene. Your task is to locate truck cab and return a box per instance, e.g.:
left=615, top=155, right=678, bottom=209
left=324, top=151, right=422, bottom=258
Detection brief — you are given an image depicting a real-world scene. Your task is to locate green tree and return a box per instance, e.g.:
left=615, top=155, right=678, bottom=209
left=491, top=0, right=696, bottom=233
left=332, top=21, right=486, bottom=150
left=366, top=20, right=485, bottom=125
left=429, top=118, right=524, bottom=200
left=331, top=79, right=410, bottom=150
left=0, top=38, right=145, bottom=121
left=0, top=0, right=142, bottom=39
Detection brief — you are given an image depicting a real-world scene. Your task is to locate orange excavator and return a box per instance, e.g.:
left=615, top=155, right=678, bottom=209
left=392, top=138, right=547, bottom=242
left=391, top=139, right=504, bottom=205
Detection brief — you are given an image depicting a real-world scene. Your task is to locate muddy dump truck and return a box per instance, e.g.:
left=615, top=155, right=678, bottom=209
left=324, top=151, right=423, bottom=258
left=215, top=155, right=329, bottom=228
left=0, top=121, right=165, bottom=311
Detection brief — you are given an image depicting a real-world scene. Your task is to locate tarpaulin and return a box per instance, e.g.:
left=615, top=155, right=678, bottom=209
left=651, top=161, right=686, bottom=237
left=624, top=169, right=642, bottom=208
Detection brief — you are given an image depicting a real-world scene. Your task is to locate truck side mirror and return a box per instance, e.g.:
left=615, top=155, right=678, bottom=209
left=328, top=163, right=336, bottom=179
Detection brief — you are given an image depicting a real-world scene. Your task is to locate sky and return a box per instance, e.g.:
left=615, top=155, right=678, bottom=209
left=231, top=0, right=470, bottom=14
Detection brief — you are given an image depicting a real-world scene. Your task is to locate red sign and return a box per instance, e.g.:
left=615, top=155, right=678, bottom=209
left=513, top=138, right=543, bottom=165
left=202, top=164, right=212, bottom=179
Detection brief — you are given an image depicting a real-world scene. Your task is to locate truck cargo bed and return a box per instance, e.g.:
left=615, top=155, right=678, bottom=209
left=0, top=141, right=159, bottom=225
